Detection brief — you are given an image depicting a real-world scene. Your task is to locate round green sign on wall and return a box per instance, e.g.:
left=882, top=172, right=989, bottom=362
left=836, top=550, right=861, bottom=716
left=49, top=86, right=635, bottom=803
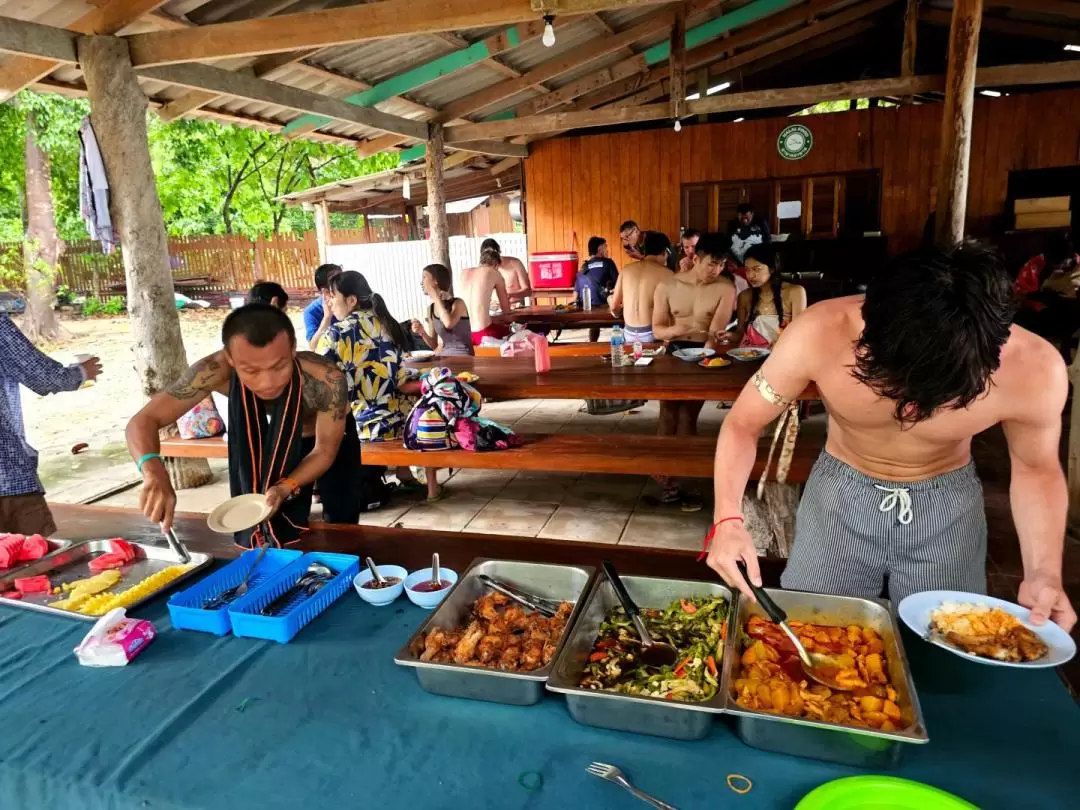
left=778, top=123, right=813, bottom=160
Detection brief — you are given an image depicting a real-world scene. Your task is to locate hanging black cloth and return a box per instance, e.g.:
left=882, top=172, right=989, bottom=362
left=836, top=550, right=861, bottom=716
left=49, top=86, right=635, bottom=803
left=227, top=360, right=306, bottom=548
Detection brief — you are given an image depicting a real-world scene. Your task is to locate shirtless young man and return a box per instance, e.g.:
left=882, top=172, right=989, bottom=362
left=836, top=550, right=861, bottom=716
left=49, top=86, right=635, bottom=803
left=126, top=305, right=367, bottom=549
left=706, top=243, right=1075, bottom=632
left=482, top=238, right=532, bottom=307
left=610, top=231, right=673, bottom=344
left=650, top=232, right=737, bottom=511
left=460, top=247, right=512, bottom=346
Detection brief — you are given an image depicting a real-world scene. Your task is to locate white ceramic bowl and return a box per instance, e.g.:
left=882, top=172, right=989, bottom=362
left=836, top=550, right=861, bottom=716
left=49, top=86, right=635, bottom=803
left=403, top=567, right=459, bottom=609
left=353, top=565, right=408, bottom=606
left=408, top=350, right=436, bottom=361
left=672, top=347, right=715, bottom=362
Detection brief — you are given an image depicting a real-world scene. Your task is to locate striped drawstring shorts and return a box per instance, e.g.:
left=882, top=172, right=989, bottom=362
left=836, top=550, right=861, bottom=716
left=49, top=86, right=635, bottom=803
left=781, top=451, right=987, bottom=605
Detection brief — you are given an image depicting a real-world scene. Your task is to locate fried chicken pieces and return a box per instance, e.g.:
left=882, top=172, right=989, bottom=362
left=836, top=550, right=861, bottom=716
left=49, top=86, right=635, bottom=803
left=733, top=616, right=906, bottom=732
left=414, top=592, right=573, bottom=672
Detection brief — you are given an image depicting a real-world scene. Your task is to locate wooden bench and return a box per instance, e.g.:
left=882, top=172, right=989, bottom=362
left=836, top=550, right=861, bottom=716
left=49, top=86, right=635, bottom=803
left=160, top=436, right=227, bottom=458
left=359, top=431, right=823, bottom=482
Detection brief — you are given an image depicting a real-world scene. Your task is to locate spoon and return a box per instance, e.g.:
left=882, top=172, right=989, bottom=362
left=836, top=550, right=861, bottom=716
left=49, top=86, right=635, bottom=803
left=735, top=561, right=854, bottom=691
left=602, top=561, right=677, bottom=669
left=430, top=552, right=441, bottom=589
left=260, top=562, right=336, bottom=616
left=365, top=557, right=386, bottom=586
left=202, top=542, right=267, bottom=609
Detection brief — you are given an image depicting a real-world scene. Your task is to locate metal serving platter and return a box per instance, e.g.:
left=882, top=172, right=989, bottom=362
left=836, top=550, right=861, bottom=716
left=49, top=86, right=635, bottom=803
left=0, top=539, right=212, bottom=621
left=394, top=558, right=594, bottom=706
left=546, top=575, right=734, bottom=740
left=0, top=538, right=73, bottom=578
left=720, top=589, right=929, bottom=769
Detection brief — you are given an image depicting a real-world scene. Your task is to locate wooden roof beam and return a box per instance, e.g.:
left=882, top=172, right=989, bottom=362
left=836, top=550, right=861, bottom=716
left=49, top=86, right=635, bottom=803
left=984, top=0, right=1080, bottom=19
left=137, top=61, right=429, bottom=139
left=921, top=7, right=1080, bottom=43
left=446, top=60, right=1080, bottom=139
left=0, top=1, right=167, bottom=102
left=123, top=0, right=672, bottom=66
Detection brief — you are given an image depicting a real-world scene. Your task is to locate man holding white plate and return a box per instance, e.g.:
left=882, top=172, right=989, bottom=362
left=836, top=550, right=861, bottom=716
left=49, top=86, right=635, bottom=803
left=126, top=304, right=371, bottom=548
left=704, top=242, right=1076, bottom=632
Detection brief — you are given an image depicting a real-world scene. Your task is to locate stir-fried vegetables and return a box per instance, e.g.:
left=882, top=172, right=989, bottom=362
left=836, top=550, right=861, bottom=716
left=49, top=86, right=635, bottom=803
left=578, top=595, right=728, bottom=702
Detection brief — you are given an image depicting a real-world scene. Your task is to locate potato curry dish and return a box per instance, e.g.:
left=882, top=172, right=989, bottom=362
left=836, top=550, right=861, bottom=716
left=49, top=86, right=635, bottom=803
left=412, top=592, right=573, bottom=672
left=732, top=615, right=907, bottom=731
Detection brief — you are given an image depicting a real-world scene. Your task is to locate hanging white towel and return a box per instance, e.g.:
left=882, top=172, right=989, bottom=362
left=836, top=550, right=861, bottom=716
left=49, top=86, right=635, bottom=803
left=78, top=117, right=115, bottom=254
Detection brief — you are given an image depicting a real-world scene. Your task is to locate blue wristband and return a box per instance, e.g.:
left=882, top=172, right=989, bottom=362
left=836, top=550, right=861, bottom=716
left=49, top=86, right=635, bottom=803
left=136, top=452, right=162, bottom=472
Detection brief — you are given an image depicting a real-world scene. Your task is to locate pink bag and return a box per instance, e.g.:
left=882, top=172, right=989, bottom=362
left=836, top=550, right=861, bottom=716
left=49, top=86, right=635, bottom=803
left=177, top=396, right=225, bottom=440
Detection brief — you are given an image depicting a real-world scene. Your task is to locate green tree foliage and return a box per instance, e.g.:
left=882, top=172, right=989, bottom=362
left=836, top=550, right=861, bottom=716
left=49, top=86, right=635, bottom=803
left=0, top=91, right=89, bottom=242
left=0, top=90, right=397, bottom=242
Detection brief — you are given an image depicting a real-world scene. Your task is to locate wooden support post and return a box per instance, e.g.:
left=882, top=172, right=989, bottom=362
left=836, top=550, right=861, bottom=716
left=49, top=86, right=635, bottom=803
left=313, top=201, right=331, bottom=264
left=901, top=0, right=919, bottom=104
left=425, top=122, right=451, bottom=268
left=77, top=35, right=211, bottom=490
left=933, top=0, right=982, bottom=248
left=670, top=4, right=687, bottom=128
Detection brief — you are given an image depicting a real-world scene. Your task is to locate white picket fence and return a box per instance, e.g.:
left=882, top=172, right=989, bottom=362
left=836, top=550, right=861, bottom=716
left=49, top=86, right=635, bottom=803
left=327, top=233, right=526, bottom=321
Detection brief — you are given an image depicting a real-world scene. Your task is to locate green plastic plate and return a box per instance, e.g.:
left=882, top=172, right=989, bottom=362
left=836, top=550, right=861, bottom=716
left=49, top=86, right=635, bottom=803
left=795, top=776, right=980, bottom=810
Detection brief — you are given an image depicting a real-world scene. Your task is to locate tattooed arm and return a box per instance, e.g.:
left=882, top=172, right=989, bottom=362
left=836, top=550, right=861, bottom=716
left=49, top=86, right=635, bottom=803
left=265, top=353, right=350, bottom=514
left=125, top=351, right=231, bottom=531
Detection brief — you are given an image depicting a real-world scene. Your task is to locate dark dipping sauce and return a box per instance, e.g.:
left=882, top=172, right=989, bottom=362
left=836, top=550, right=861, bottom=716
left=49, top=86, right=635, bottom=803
left=362, top=576, right=401, bottom=590
left=411, top=579, right=451, bottom=593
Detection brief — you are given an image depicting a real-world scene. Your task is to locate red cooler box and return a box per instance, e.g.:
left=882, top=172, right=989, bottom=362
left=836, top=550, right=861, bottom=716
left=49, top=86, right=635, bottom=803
left=529, top=251, right=578, bottom=289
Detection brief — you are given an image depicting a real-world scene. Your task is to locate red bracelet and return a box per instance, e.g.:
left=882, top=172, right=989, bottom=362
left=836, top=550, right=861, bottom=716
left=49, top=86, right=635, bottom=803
left=697, top=516, right=744, bottom=562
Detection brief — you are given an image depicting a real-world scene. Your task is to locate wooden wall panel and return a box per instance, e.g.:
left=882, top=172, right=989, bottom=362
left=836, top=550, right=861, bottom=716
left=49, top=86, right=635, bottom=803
left=523, top=88, right=1080, bottom=266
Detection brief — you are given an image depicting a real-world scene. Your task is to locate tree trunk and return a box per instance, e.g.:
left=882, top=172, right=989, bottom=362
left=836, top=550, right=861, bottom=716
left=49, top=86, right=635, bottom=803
left=425, top=123, right=450, bottom=268
left=78, top=35, right=212, bottom=490
left=22, top=111, right=63, bottom=343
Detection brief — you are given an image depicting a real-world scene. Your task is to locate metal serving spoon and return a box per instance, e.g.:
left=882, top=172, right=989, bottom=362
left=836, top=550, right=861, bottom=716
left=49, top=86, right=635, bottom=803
left=430, top=552, right=441, bottom=589
left=260, top=562, right=336, bottom=616
left=602, top=561, right=677, bottom=669
left=736, top=561, right=854, bottom=691
left=202, top=542, right=268, bottom=610
left=365, top=557, right=386, bottom=586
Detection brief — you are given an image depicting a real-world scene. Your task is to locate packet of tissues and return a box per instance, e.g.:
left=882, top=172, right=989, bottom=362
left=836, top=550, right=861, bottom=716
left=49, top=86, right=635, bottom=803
left=74, top=608, right=156, bottom=667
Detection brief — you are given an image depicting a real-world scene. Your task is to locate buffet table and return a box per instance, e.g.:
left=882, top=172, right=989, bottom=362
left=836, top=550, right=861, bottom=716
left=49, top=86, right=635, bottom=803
left=0, top=506, right=1075, bottom=810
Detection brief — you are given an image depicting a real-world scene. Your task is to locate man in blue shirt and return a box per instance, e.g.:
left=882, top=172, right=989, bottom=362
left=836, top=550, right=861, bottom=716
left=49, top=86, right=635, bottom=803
left=576, top=237, right=620, bottom=342
left=302, top=263, right=342, bottom=343
left=0, top=314, right=102, bottom=535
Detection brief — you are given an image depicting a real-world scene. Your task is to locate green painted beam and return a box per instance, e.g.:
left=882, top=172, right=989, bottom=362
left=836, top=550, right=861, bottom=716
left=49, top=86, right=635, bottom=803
left=643, top=0, right=801, bottom=66
left=398, top=144, right=426, bottom=164
left=284, top=28, right=523, bottom=135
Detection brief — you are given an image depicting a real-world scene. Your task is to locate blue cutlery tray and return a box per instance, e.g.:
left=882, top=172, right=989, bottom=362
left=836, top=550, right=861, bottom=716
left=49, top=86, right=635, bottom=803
left=168, top=549, right=302, bottom=636
left=227, top=552, right=359, bottom=644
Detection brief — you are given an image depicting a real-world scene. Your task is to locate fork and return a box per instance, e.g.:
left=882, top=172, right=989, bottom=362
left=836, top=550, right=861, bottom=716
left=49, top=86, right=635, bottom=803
left=586, top=762, right=678, bottom=810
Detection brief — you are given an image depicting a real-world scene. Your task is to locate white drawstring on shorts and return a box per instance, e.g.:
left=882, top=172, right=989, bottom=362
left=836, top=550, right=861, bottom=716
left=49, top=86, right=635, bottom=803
left=874, top=485, right=913, bottom=525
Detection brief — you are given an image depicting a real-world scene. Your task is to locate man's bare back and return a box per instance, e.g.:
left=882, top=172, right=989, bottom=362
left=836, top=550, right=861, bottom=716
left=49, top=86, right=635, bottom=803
left=460, top=265, right=509, bottom=332
left=496, top=256, right=531, bottom=304
left=772, top=296, right=1067, bottom=481
left=653, top=272, right=735, bottom=343
left=611, top=258, right=670, bottom=328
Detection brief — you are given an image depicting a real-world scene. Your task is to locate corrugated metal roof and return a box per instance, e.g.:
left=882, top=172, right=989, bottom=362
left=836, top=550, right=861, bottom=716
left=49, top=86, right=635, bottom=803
left=408, top=63, right=507, bottom=110
left=313, top=38, right=455, bottom=86
left=499, top=18, right=604, bottom=74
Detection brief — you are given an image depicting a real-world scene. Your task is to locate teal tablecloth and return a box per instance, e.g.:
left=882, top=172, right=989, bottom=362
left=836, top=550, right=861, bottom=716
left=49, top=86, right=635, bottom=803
left=0, top=586, right=1076, bottom=810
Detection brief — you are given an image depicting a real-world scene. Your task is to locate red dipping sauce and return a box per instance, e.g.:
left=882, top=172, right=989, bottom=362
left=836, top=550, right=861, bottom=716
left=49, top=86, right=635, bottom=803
left=411, top=579, right=451, bottom=593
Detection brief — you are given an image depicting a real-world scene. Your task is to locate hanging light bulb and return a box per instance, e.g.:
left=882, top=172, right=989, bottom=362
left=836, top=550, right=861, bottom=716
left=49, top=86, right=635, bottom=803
left=674, top=119, right=682, bottom=133
left=542, top=15, right=556, bottom=47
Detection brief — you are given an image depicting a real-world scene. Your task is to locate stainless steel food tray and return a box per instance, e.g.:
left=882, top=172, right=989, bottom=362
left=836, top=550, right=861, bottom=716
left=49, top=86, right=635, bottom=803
left=720, top=589, right=928, bottom=768
left=546, top=574, right=733, bottom=740
left=0, top=539, right=212, bottom=621
left=0, top=538, right=73, bottom=578
left=394, top=558, right=594, bottom=705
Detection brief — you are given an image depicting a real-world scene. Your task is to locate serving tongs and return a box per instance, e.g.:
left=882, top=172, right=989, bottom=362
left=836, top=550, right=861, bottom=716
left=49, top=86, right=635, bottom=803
left=477, top=574, right=559, bottom=617
left=162, top=525, right=192, bottom=564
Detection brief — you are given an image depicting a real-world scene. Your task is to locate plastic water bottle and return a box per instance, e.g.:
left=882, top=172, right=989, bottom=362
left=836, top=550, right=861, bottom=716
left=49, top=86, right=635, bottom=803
left=610, top=325, right=624, bottom=367
left=583, top=287, right=593, bottom=311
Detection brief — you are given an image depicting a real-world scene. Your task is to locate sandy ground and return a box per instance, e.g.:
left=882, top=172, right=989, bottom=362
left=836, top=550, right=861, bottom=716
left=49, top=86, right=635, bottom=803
left=16, top=308, right=304, bottom=503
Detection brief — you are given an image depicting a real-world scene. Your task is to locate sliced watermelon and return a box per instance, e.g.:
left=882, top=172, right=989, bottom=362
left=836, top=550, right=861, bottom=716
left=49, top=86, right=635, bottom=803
left=17, top=534, right=49, bottom=562
left=14, top=575, right=51, bottom=594
left=0, top=536, right=23, bottom=569
left=88, top=552, right=128, bottom=572
left=2, top=590, right=23, bottom=600
left=109, top=538, right=136, bottom=563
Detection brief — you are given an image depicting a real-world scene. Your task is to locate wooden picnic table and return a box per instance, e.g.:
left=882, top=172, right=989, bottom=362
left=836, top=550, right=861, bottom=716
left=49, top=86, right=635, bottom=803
left=494, top=305, right=621, bottom=333
left=408, top=354, right=820, bottom=401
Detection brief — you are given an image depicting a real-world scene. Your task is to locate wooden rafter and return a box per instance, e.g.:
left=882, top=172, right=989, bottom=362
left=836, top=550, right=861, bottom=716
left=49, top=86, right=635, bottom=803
left=122, top=0, right=658, bottom=66
left=921, top=7, right=1080, bottom=43
left=984, top=0, right=1080, bottom=18
left=445, top=59, right=1080, bottom=139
